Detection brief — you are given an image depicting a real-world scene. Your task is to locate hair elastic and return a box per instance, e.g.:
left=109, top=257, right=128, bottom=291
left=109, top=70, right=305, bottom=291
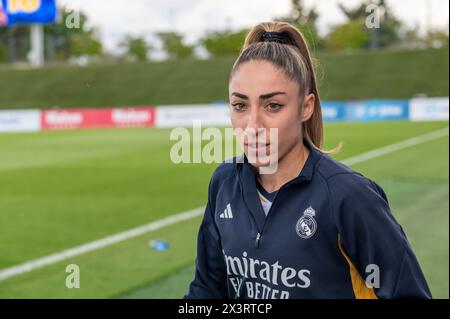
left=261, top=31, right=286, bottom=43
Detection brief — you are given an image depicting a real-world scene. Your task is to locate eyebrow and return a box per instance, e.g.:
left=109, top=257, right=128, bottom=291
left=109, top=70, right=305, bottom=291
left=230, top=91, right=287, bottom=100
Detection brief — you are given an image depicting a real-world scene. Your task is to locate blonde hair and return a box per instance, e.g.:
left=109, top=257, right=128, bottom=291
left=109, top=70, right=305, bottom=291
left=230, top=22, right=340, bottom=154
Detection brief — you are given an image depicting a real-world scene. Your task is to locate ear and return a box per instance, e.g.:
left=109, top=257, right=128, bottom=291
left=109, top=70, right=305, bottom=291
left=301, top=93, right=315, bottom=122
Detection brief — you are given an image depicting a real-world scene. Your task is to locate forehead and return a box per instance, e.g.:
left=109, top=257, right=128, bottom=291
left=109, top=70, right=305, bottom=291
left=229, top=60, right=297, bottom=95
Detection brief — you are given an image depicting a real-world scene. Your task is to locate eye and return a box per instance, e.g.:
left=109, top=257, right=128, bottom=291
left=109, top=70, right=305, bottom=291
left=266, top=103, right=283, bottom=112
left=231, top=103, right=247, bottom=111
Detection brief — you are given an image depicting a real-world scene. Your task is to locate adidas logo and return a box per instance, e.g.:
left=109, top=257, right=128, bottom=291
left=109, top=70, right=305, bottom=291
left=219, top=203, right=233, bottom=219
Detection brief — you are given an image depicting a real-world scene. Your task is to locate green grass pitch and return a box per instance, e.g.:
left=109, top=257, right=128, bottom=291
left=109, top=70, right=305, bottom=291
left=0, top=121, right=448, bottom=298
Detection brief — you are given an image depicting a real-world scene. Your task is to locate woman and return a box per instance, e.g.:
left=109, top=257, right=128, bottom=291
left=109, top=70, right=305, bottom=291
left=184, top=22, right=431, bottom=299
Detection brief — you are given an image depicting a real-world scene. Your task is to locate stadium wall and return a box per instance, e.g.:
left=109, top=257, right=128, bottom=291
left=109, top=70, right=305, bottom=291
left=0, top=98, right=448, bottom=132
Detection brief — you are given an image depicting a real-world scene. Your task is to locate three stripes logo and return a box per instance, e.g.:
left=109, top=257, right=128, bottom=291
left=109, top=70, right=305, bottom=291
left=219, top=203, right=233, bottom=219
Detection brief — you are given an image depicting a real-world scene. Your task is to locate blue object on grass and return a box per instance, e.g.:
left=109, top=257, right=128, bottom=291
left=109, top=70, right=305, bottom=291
left=149, top=240, right=170, bottom=251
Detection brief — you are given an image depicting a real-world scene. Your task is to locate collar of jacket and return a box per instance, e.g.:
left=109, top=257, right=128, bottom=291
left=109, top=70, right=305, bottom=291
left=232, top=139, right=323, bottom=232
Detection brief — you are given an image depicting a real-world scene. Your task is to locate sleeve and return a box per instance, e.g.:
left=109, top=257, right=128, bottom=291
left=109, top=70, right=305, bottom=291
left=329, top=174, right=432, bottom=299
left=183, top=177, right=229, bottom=299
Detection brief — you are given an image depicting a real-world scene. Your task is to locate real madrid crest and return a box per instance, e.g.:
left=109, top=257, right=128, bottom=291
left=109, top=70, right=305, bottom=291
left=296, top=206, right=317, bottom=239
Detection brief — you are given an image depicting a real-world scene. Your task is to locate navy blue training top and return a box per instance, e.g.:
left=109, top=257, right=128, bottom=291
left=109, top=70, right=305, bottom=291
left=256, top=179, right=277, bottom=201
left=184, top=139, right=432, bottom=299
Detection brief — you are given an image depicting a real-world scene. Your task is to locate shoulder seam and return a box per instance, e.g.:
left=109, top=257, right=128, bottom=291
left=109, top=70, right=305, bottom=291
left=315, top=154, right=363, bottom=182
left=321, top=170, right=363, bottom=183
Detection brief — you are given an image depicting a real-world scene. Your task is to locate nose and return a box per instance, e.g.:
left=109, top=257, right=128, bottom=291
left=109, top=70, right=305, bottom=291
left=246, top=106, right=265, bottom=138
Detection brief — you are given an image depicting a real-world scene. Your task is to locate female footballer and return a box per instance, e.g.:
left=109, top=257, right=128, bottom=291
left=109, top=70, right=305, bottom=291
left=184, top=22, right=431, bottom=299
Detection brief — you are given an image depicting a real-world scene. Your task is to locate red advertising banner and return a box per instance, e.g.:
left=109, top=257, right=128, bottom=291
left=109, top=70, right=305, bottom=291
left=41, top=107, right=155, bottom=130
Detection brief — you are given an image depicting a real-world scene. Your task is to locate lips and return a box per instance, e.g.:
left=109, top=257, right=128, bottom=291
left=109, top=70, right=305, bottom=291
left=244, top=142, right=271, bottom=153
left=245, top=142, right=270, bottom=147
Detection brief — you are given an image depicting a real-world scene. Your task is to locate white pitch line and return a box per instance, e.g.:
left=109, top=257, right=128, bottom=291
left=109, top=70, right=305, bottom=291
left=0, top=207, right=204, bottom=281
left=0, top=126, right=448, bottom=282
left=341, top=127, right=448, bottom=166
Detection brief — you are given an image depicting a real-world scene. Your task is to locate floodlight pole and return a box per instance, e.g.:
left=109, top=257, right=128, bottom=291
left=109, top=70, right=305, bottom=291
left=30, top=24, right=44, bottom=68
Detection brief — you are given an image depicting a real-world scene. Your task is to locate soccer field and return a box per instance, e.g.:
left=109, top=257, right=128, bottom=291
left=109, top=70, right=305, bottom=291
left=0, top=121, right=448, bottom=298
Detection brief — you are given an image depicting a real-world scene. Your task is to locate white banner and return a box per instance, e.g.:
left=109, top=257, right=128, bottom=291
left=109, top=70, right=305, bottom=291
left=0, top=109, right=41, bottom=132
left=156, top=104, right=231, bottom=128
left=409, top=97, right=449, bottom=121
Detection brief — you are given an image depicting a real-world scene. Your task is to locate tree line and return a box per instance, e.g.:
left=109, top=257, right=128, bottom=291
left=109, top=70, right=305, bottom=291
left=0, top=0, right=448, bottom=64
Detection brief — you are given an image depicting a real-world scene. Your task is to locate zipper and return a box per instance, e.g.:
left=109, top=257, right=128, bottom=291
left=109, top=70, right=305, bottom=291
left=256, top=178, right=305, bottom=248
left=255, top=232, right=261, bottom=248
left=238, top=163, right=306, bottom=249
left=252, top=184, right=285, bottom=249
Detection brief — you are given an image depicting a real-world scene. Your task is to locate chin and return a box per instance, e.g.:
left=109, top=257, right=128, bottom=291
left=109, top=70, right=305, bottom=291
left=245, top=150, right=279, bottom=169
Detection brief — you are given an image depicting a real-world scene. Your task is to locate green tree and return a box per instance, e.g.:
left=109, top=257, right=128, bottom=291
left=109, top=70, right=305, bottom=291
left=402, top=26, right=424, bottom=48
left=0, top=5, right=102, bottom=63
left=157, top=32, right=193, bottom=60
left=200, top=29, right=248, bottom=57
left=0, top=24, right=30, bottom=62
left=276, top=0, right=322, bottom=50
left=44, top=6, right=102, bottom=60
left=337, top=0, right=401, bottom=49
left=426, top=29, right=449, bottom=48
left=120, top=36, right=150, bottom=62
left=69, top=33, right=102, bottom=57
left=0, top=42, right=7, bottom=62
left=324, top=18, right=371, bottom=50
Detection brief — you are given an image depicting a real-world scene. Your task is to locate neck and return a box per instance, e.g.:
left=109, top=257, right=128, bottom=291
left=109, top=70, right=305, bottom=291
left=257, top=140, right=310, bottom=193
